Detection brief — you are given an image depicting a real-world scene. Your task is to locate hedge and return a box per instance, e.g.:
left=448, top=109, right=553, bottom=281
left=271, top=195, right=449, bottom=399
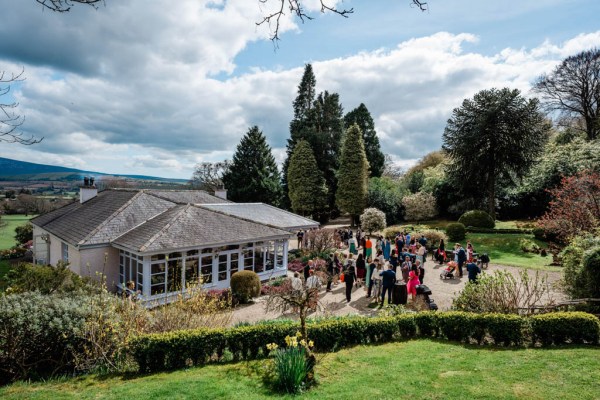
left=458, top=210, right=495, bottom=229
left=466, top=227, right=533, bottom=234
left=129, top=312, right=600, bottom=373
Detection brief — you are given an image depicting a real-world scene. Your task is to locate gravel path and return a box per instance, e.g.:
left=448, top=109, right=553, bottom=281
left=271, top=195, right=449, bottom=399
left=230, top=261, right=564, bottom=326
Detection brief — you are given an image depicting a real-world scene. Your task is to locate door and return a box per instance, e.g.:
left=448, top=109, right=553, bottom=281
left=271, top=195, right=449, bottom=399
left=215, top=250, right=240, bottom=285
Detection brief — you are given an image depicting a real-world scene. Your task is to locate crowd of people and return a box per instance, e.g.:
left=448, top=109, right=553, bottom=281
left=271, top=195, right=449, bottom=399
left=293, top=228, right=486, bottom=308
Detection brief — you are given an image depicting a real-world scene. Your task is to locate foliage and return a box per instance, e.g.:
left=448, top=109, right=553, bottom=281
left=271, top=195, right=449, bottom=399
left=420, top=163, right=446, bottom=194
left=4, top=262, right=94, bottom=295
left=304, top=229, right=337, bottom=254
left=533, top=48, right=600, bottom=141
left=230, top=270, right=261, bottom=304
left=0, top=246, right=27, bottom=260
left=359, top=207, right=386, bottom=234
left=458, top=210, right=495, bottom=229
left=267, top=333, right=316, bottom=394
left=222, top=126, right=282, bottom=205
left=367, top=176, right=405, bottom=225
left=336, top=124, right=369, bottom=222
left=443, top=87, right=550, bottom=217
left=14, top=223, right=32, bottom=244
left=129, top=312, right=600, bottom=373
left=401, top=191, right=437, bottom=221
left=287, top=140, right=328, bottom=217
left=538, top=170, right=600, bottom=241
left=452, top=270, right=554, bottom=315
left=344, top=103, right=385, bottom=178
left=560, top=234, right=600, bottom=299
left=530, top=312, right=600, bottom=346
left=445, top=222, right=466, bottom=242
left=189, top=161, right=231, bottom=193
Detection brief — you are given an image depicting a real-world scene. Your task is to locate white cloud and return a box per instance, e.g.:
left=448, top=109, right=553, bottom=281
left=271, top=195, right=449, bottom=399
left=0, top=0, right=599, bottom=178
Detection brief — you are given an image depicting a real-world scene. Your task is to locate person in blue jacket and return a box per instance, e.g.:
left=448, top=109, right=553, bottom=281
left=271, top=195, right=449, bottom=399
left=379, top=263, right=396, bottom=305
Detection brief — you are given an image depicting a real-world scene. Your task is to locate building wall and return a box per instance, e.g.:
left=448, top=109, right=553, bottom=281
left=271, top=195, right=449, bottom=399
left=79, top=246, right=120, bottom=292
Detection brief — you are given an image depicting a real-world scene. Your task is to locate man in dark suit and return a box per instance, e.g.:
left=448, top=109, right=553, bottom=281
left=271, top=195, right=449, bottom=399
left=456, top=243, right=467, bottom=277
left=379, top=263, right=396, bottom=305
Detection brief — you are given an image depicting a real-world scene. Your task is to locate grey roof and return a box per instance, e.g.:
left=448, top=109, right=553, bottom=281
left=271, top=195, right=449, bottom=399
left=199, top=203, right=319, bottom=230
left=31, top=190, right=138, bottom=246
left=145, top=190, right=231, bottom=204
left=113, top=204, right=291, bottom=253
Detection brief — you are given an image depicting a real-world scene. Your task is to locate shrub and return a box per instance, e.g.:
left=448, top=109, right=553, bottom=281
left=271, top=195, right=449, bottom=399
left=417, top=229, right=447, bottom=251
left=520, top=238, right=541, bottom=253
left=4, top=261, right=95, bottom=295
left=401, top=191, right=438, bottom=221
left=14, top=223, right=33, bottom=245
left=582, top=247, right=600, bottom=298
left=437, top=311, right=476, bottom=342
left=359, top=207, right=387, bottom=234
left=481, top=313, right=526, bottom=346
left=531, top=312, right=600, bottom=346
left=0, top=246, right=26, bottom=260
left=445, top=222, right=466, bottom=242
left=304, top=229, right=337, bottom=254
left=230, top=271, right=261, bottom=303
left=561, top=235, right=600, bottom=299
left=458, top=210, right=495, bottom=229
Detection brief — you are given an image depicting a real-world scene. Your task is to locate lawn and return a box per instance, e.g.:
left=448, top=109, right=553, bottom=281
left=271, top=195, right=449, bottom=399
left=1, top=340, right=598, bottom=400
left=466, top=233, right=556, bottom=271
left=0, top=214, right=35, bottom=250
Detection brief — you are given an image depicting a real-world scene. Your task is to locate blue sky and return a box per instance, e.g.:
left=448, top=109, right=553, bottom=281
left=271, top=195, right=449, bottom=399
left=0, top=0, right=599, bottom=179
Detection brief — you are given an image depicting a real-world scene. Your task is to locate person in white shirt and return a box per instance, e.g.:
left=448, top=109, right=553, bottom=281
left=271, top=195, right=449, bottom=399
left=416, top=243, right=426, bottom=266
left=291, top=272, right=303, bottom=295
left=368, top=261, right=384, bottom=299
left=306, top=269, right=322, bottom=289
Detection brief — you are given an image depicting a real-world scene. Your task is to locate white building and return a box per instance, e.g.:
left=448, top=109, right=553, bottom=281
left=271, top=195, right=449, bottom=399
left=31, top=182, right=318, bottom=305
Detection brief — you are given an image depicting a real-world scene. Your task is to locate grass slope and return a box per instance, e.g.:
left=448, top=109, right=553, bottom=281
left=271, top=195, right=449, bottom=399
left=2, top=340, right=599, bottom=400
left=0, top=214, right=34, bottom=250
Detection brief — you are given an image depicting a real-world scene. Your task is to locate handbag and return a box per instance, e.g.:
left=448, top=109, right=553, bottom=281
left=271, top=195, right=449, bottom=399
left=340, top=273, right=345, bottom=282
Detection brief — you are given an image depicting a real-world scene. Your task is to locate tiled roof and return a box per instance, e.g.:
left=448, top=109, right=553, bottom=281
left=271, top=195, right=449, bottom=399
left=113, top=204, right=291, bottom=253
left=31, top=190, right=138, bottom=245
left=198, top=203, right=319, bottom=230
left=145, top=190, right=231, bottom=204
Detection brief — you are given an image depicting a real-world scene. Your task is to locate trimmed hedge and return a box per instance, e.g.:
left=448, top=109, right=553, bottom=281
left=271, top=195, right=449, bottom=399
left=446, top=222, right=466, bottom=242
left=230, top=270, right=261, bottom=303
left=466, top=227, right=533, bottom=234
left=129, top=312, right=600, bottom=373
left=459, top=210, right=495, bottom=229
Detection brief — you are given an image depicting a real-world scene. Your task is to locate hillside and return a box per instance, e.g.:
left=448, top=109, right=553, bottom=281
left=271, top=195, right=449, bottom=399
left=0, top=157, right=187, bottom=183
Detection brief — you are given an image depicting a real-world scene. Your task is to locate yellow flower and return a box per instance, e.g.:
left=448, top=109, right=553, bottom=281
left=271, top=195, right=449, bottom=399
left=308, top=340, right=314, bottom=348
left=300, top=339, right=306, bottom=347
left=296, top=331, right=302, bottom=338
left=266, top=343, right=278, bottom=351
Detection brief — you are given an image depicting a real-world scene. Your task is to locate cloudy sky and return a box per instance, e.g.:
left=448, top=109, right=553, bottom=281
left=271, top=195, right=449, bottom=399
left=1, top=0, right=599, bottom=179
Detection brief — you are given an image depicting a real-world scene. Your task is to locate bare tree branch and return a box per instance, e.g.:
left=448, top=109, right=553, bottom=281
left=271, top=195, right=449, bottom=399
left=0, top=68, right=42, bottom=145
left=35, top=0, right=103, bottom=12
left=411, top=0, right=428, bottom=12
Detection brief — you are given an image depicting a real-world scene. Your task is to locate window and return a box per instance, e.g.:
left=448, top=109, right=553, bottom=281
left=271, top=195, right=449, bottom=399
left=230, top=252, right=239, bottom=276
left=200, top=255, right=213, bottom=285
left=184, top=256, right=199, bottom=287
left=150, top=261, right=166, bottom=295
left=254, top=246, right=265, bottom=273
left=243, top=248, right=254, bottom=271
left=167, top=257, right=183, bottom=292
left=61, top=242, right=69, bottom=262
left=120, top=250, right=144, bottom=293
left=218, top=254, right=228, bottom=281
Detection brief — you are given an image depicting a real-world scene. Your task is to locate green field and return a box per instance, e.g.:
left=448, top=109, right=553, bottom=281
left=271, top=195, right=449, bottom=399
left=0, top=215, right=35, bottom=250
left=1, top=340, right=598, bottom=399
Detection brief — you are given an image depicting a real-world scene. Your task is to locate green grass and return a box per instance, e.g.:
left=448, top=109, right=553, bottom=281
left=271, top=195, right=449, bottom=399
left=0, top=214, right=35, bottom=250
left=1, top=340, right=599, bottom=399
left=466, top=233, right=556, bottom=271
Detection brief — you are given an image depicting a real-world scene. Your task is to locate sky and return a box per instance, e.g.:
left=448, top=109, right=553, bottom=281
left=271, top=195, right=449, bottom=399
left=0, top=0, right=599, bottom=179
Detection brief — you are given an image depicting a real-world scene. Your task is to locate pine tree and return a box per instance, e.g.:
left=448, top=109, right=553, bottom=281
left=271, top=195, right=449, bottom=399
left=344, top=103, right=385, bottom=177
left=222, top=126, right=282, bottom=205
left=287, top=140, right=328, bottom=218
left=336, top=124, right=369, bottom=225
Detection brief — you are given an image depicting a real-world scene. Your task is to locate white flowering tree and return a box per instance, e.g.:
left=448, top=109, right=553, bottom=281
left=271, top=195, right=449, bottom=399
left=402, top=191, right=438, bottom=221
left=359, top=207, right=387, bottom=235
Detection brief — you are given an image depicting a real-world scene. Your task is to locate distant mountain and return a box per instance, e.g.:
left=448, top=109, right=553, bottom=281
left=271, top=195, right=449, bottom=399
left=0, top=157, right=188, bottom=183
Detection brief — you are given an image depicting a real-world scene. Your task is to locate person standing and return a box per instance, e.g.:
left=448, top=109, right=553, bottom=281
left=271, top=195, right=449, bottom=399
left=349, top=235, right=358, bottom=255
left=389, top=249, right=399, bottom=269
left=326, top=253, right=335, bottom=292
left=418, top=234, right=427, bottom=248
left=406, top=270, right=420, bottom=302
left=343, top=257, right=356, bottom=303
left=356, top=253, right=366, bottom=288
left=437, top=239, right=446, bottom=265
left=416, top=243, right=426, bottom=267
left=365, top=237, right=373, bottom=261
left=297, top=230, right=304, bottom=249
left=306, top=269, right=322, bottom=289
left=466, top=256, right=481, bottom=283
left=400, top=256, right=412, bottom=283
left=367, top=258, right=380, bottom=298
left=383, top=237, right=391, bottom=260
left=379, top=263, right=396, bottom=305
left=304, top=259, right=314, bottom=281
left=416, top=260, right=425, bottom=284
left=366, top=257, right=375, bottom=291
left=456, top=243, right=467, bottom=278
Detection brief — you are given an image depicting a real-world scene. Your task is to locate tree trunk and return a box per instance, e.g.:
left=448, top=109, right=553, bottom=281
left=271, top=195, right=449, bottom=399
left=299, top=306, right=307, bottom=339
left=487, top=177, right=496, bottom=219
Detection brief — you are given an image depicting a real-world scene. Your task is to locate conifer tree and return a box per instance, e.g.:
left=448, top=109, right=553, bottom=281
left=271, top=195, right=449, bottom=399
left=287, top=140, right=328, bottom=218
left=222, top=126, right=282, bottom=205
left=336, top=124, right=369, bottom=225
left=344, top=103, right=384, bottom=177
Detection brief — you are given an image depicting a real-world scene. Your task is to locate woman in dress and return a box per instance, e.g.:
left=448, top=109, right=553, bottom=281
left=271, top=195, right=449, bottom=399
left=344, top=256, right=356, bottom=302
left=383, top=237, right=391, bottom=260
left=467, top=241, right=474, bottom=262
left=437, top=239, right=446, bottom=264
left=406, top=270, right=420, bottom=302
left=355, top=253, right=366, bottom=288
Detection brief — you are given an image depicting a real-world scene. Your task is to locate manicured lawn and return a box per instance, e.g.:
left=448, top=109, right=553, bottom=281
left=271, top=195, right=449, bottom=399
left=0, top=214, right=35, bottom=250
left=466, top=233, right=557, bottom=271
left=1, top=340, right=599, bottom=400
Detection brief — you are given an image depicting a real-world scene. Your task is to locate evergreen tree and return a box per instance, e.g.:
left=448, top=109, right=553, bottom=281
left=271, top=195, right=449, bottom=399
left=443, top=88, right=550, bottom=218
left=287, top=140, right=328, bottom=218
left=222, top=126, right=282, bottom=205
left=344, top=103, right=384, bottom=177
left=336, top=124, right=369, bottom=225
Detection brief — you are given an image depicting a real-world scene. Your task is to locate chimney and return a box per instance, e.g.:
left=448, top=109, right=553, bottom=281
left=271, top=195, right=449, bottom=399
left=214, top=187, right=227, bottom=200
left=80, top=176, right=98, bottom=204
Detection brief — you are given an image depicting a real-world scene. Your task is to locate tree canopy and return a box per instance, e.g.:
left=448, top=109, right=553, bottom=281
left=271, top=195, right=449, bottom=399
left=222, top=126, right=282, bottom=205
left=442, top=87, right=550, bottom=217
left=336, top=123, right=369, bottom=224
left=287, top=139, right=327, bottom=218
left=534, top=48, right=600, bottom=141
left=344, top=103, right=384, bottom=178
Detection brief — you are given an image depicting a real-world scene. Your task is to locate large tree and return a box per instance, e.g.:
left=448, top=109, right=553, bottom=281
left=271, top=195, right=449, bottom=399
left=442, top=88, right=550, bottom=218
left=534, top=48, right=600, bottom=141
left=336, top=123, right=369, bottom=225
left=222, top=126, right=282, bottom=205
left=344, top=103, right=384, bottom=177
left=189, top=161, right=231, bottom=194
left=287, top=140, right=327, bottom=218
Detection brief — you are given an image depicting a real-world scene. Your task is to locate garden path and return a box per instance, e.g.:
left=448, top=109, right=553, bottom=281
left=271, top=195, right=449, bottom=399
left=230, top=263, right=564, bottom=326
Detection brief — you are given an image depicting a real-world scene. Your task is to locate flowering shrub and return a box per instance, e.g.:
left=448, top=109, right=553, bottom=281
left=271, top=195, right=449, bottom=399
left=0, top=246, right=27, bottom=260
left=287, top=259, right=305, bottom=273
left=266, top=332, right=316, bottom=394
left=402, top=191, right=438, bottom=221
left=360, top=207, right=387, bottom=234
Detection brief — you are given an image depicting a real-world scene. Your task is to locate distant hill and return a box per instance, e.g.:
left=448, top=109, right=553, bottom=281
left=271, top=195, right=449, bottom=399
left=0, top=157, right=187, bottom=183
